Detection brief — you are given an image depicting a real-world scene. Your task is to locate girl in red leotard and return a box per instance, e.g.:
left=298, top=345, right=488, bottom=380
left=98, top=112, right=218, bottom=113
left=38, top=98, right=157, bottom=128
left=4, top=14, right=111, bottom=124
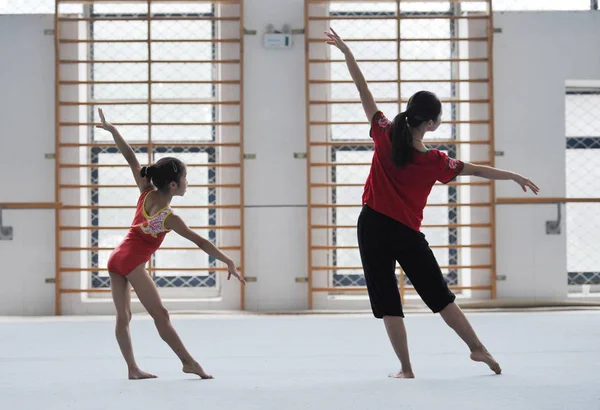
left=96, top=109, right=246, bottom=380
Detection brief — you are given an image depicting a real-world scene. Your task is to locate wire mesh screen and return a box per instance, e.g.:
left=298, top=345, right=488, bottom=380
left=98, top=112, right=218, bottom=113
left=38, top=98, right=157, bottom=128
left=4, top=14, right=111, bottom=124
left=306, top=0, right=495, bottom=308
left=56, top=0, right=243, bottom=309
left=3, top=0, right=596, bottom=15
left=565, top=88, right=600, bottom=295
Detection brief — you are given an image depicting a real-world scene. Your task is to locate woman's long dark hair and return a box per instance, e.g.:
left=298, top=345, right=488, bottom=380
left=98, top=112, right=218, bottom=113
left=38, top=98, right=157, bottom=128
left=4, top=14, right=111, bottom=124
left=389, top=91, right=442, bottom=167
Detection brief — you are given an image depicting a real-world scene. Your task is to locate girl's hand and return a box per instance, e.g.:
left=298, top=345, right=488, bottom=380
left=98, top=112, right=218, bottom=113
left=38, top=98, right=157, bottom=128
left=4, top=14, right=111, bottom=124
left=325, top=27, right=350, bottom=54
left=513, top=175, right=540, bottom=195
left=95, top=108, right=116, bottom=132
left=226, top=260, right=246, bottom=285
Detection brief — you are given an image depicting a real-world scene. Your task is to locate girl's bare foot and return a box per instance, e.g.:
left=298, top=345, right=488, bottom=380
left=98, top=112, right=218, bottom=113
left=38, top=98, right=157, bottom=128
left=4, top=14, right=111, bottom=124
left=470, top=348, right=502, bottom=374
left=128, top=367, right=158, bottom=380
left=388, top=371, right=415, bottom=379
left=182, top=361, right=214, bottom=379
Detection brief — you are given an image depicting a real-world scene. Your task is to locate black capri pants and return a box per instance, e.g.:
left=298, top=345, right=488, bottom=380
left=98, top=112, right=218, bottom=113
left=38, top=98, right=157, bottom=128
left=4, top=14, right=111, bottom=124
left=357, top=205, right=456, bottom=318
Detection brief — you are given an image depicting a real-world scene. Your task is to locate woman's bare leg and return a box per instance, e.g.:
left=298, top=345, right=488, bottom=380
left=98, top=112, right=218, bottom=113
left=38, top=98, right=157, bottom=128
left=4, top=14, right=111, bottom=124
left=439, top=302, right=501, bottom=374
left=383, top=316, right=415, bottom=378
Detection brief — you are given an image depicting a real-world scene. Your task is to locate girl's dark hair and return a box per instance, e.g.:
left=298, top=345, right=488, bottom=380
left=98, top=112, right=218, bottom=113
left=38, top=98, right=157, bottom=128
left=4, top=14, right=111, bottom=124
left=389, top=91, right=442, bottom=167
left=140, top=157, right=186, bottom=193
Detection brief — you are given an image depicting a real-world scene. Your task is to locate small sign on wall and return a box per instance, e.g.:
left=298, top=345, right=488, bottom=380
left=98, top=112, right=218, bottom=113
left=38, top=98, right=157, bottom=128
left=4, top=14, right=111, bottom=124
left=263, top=33, right=293, bottom=49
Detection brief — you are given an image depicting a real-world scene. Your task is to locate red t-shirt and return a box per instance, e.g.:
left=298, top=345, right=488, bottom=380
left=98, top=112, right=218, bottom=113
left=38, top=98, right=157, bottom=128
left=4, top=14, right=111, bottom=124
left=362, top=111, right=464, bottom=231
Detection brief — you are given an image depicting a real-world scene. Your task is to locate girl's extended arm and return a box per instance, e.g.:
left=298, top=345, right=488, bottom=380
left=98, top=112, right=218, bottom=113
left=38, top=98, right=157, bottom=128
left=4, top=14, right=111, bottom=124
left=95, top=108, right=152, bottom=192
left=165, top=214, right=246, bottom=284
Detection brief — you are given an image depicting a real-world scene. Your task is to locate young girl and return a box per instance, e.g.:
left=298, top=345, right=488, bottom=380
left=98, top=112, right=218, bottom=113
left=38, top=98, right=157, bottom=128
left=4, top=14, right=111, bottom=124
left=96, top=108, right=245, bottom=380
left=325, top=28, right=539, bottom=378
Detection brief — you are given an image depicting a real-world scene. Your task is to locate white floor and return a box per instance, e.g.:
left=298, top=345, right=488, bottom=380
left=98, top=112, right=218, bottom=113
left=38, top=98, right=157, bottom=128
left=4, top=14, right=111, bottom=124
left=1, top=311, right=599, bottom=410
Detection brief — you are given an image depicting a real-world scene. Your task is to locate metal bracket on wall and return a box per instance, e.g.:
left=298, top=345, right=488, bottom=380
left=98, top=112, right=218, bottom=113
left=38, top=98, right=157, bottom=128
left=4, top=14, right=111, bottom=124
left=0, top=208, right=14, bottom=240
left=546, top=203, right=562, bottom=235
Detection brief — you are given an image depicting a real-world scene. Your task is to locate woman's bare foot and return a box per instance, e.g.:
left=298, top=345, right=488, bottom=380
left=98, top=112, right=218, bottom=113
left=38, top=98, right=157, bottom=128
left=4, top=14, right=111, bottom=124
left=388, top=370, right=415, bottom=379
left=128, top=367, right=158, bottom=380
left=470, top=348, right=502, bottom=374
left=182, top=361, right=214, bottom=379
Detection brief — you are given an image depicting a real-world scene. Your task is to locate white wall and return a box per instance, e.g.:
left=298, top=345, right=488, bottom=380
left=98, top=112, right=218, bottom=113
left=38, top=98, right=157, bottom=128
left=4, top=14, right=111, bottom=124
left=0, top=15, right=56, bottom=315
left=243, top=0, right=308, bottom=311
left=493, top=11, right=600, bottom=300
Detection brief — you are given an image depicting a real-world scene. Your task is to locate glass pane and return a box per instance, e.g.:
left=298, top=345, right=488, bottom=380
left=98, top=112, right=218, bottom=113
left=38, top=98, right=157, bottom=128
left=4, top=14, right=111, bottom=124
left=566, top=93, right=600, bottom=137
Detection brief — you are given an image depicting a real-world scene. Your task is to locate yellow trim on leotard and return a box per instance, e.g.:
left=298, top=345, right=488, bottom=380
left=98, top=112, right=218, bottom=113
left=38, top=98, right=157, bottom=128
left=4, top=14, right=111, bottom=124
left=162, top=210, right=174, bottom=232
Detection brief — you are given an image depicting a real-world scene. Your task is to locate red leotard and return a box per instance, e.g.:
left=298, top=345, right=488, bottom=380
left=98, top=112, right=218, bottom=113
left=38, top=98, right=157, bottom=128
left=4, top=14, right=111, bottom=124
left=107, top=189, right=173, bottom=276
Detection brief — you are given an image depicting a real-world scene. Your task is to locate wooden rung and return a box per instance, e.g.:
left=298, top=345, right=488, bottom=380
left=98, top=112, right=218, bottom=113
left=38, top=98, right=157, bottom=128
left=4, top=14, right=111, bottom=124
left=399, top=15, right=489, bottom=20
left=310, top=162, right=373, bottom=166
left=306, top=0, right=484, bottom=3
left=309, top=120, right=489, bottom=125
left=311, top=223, right=491, bottom=229
left=397, top=36, right=488, bottom=41
left=58, top=163, right=241, bottom=168
left=0, top=202, right=59, bottom=209
left=310, top=181, right=490, bottom=188
left=60, top=184, right=241, bottom=189
left=60, top=289, right=111, bottom=294
left=311, top=285, right=492, bottom=292
left=60, top=122, right=240, bottom=126
left=60, top=225, right=241, bottom=231
left=310, top=58, right=487, bottom=63
left=309, top=202, right=491, bottom=208
left=60, top=267, right=232, bottom=272
left=308, top=37, right=488, bottom=43
left=60, top=289, right=107, bottom=294
left=309, top=15, right=488, bottom=21
left=59, top=142, right=240, bottom=147
left=309, top=79, right=489, bottom=84
left=61, top=246, right=242, bottom=251
left=402, top=58, right=488, bottom=63
left=310, top=58, right=397, bottom=63
left=60, top=59, right=240, bottom=64
left=309, top=140, right=491, bottom=146
left=58, top=16, right=240, bottom=22
left=60, top=80, right=241, bottom=85
left=309, top=16, right=398, bottom=21
left=60, top=100, right=240, bottom=106
left=61, top=205, right=241, bottom=210
left=311, top=265, right=491, bottom=271
left=59, top=39, right=240, bottom=44
left=60, top=287, right=240, bottom=294
left=58, top=0, right=241, bottom=3
left=308, top=161, right=491, bottom=167
left=311, top=244, right=492, bottom=250
left=309, top=98, right=489, bottom=104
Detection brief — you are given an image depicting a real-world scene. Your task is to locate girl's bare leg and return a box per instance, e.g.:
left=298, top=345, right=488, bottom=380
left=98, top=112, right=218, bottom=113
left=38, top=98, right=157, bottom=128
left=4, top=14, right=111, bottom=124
left=126, top=266, right=213, bottom=379
left=109, top=272, right=157, bottom=379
